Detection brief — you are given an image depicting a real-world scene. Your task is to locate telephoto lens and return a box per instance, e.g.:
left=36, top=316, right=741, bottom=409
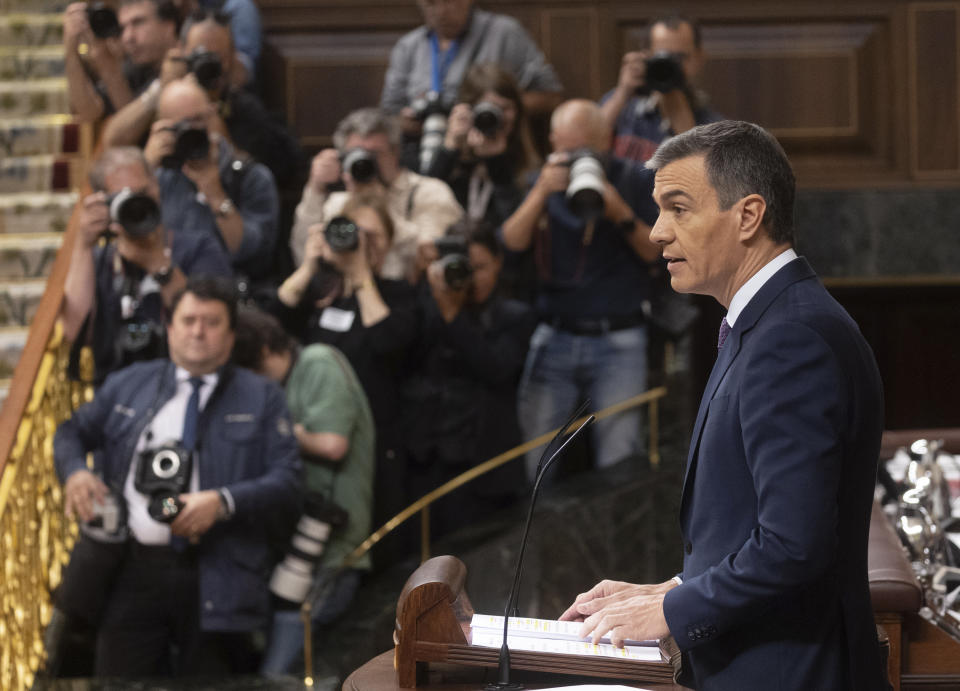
left=323, top=215, right=360, bottom=253
left=187, top=49, right=223, bottom=91
left=269, top=493, right=348, bottom=607
left=161, top=122, right=210, bottom=169
left=434, top=235, right=472, bottom=290
left=341, top=148, right=379, bottom=184
left=86, top=2, right=120, bottom=39
left=419, top=111, right=448, bottom=173
left=107, top=187, right=162, bottom=237
left=472, top=101, right=504, bottom=138
left=566, top=151, right=607, bottom=222
left=644, top=52, right=686, bottom=93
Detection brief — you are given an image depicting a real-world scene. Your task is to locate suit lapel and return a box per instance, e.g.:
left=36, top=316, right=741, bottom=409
left=678, top=257, right=818, bottom=513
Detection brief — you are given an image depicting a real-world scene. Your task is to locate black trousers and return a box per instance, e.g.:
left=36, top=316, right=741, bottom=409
left=95, top=542, right=258, bottom=677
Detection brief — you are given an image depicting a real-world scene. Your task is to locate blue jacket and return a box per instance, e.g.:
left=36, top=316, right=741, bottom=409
left=663, top=257, right=886, bottom=690
left=54, top=359, right=303, bottom=632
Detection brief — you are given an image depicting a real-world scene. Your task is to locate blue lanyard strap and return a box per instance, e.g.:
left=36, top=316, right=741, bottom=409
left=430, top=32, right=460, bottom=94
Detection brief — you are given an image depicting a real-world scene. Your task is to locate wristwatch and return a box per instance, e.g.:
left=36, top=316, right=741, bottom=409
left=216, top=197, right=235, bottom=218
left=152, top=264, right=174, bottom=286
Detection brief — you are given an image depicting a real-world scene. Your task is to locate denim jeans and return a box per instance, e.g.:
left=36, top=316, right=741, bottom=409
left=518, top=323, right=648, bottom=482
left=259, top=567, right=361, bottom=675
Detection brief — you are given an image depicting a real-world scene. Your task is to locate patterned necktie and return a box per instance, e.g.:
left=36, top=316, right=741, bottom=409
left=717, top=318, right=732, bottom=350
left=181, top=376, right=205, bottom=451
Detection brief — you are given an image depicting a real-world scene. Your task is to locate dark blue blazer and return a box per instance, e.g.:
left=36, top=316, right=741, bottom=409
left=662, top=257, right=887, bottom=690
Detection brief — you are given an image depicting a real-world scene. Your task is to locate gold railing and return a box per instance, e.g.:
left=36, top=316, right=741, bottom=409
left=0, top=193, right=84, bottom=690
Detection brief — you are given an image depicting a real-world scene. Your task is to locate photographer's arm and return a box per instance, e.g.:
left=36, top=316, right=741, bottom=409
left=101, top=79, right=160, bottom=147
left=600, top=52, right=645, bottom=134
left=502, top=159, right=570, bottom=252
left=294, top=425, right=348, bottom=462
left=63, top=3, right=106, bottom=122
left=62, top=193, right=109, bottom=342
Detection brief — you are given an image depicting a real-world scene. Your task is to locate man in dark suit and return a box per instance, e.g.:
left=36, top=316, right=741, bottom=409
left=560, top=120, right=887, bottom=690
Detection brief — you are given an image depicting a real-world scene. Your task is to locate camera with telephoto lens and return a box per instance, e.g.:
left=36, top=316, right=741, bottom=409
left=411, top=91, right=449, bottom=173
left=105, top=187, right=161, bottom=238
left=565, top=149, right=606, bottom=222
left=644, top=51, right=686, bottom=93
left=340, top=148, right=379, bottom=184
left=323, top=215, right=360, bottom=253
left=472, top=101, right=504, bottom=138
left=160, top=121, right=210, bottom=169
left=86, top=2, right=120, bottom=39
left=135, top=442, right=193, bottom=523
left=185, top=48, right=223, bottom=91
left=435, top=235, right=472, bottom=290
left=269, top=491, right=348, bottom=607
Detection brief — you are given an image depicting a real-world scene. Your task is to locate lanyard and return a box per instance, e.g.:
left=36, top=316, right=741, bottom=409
left=430, top=32, right=460, bottom=94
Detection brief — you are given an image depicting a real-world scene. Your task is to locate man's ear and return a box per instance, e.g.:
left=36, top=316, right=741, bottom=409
left=737, top=194, right=766, bottom=241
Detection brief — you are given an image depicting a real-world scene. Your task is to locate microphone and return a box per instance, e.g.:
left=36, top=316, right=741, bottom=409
left=485, top=405, right=596, bottom=690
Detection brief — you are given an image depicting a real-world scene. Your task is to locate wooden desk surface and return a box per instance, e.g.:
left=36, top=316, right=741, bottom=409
left=343, top=651, right=692, bottom=691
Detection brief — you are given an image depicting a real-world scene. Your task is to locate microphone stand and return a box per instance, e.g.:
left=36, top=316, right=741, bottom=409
left=485, top=411, right=596, bottom=690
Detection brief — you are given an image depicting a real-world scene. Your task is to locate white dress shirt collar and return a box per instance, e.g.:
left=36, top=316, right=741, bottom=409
left=725, top=248, right=798, bottom=327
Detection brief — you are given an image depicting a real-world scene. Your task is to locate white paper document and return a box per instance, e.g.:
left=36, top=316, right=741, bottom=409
left=470, top=614, right=661, bottom=662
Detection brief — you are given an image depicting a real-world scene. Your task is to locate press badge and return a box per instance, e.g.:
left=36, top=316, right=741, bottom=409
left=319, top=306, right=355, bottom=332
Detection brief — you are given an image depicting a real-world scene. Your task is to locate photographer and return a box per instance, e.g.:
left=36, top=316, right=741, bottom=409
left=290, top=108, right=462, bottom=283
left=64, top=0, right=179, bottom=123
left=501, top=100, right=659, bottom=482
left=403, top=219, right=535, bottom=536
left=380, top=0, right=562, bottom=160
left=54, top=277, right=303, bottom=677
left=146, top=78, right=280, bottom=280
left=277, top=194, right=417, bottom=564
left=600, top=14, right=722, bottom=163
left=101, top=10, right=300, bottom=188
left=61, top=146, right=232, bottom=386
left=231, top=307, right=375, bottom=675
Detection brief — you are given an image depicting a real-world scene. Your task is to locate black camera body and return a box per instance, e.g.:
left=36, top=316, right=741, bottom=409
left=472, top=101, right=504, bottom=138
left=644, top=51, right=686, bottom=93
left=185, top=48, right=223, bottom=92
left=135, top=443, right=193, bottom=523
left=160, top=121, right=210, bottom=169
left=86, top=2, right=120, bottom=39
left=323, top=215, right=359, bottom=253
left=435, top=235, right=472, bottom=290
left=340, top=148, right=379, bottom=184
left=565, top=149, right=607, bottom=222
left=106, top=187, right=161, bottom=238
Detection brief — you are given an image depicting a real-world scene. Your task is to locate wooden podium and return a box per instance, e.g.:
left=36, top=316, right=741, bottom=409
left=391, top=555, right=683, bottom=689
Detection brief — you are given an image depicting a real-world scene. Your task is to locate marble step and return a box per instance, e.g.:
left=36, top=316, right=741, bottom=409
left=0, top=115, right=79, bottom=156
left=0, top=191, right=77, bottom=235
left=0, top=154, right=81, bottom=194
left=0, top=326, right=29, bottom=380
left=0, top=233, right=63, bottom=280
left=0, top=0, right=67, bottom=14
left=0, top=278, right=46, bottom=327
left=0, top=78, right=69, bottom=117
left=0, top=13, right=64, bottom=47
left=0, top=45, right=64, bottom=80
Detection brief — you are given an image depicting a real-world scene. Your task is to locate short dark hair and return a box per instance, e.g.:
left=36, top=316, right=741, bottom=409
left=120, top=0, right=179, bottom=27
left=446, top=218, right=501, bottom=257
left=646, top=120, right=796, bottom=245
left=232, top=305, right=293, bottom=371
left=180, top=8, right=232, bottom=45
left=169, top=276, right=239, bottom=329
left=648, top=13, right=702, bottom=50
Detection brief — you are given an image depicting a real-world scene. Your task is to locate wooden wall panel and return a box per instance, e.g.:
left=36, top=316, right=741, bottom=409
left=541, top=8, right=600, bottom=102
left=909, top=3, right=960, bottom=176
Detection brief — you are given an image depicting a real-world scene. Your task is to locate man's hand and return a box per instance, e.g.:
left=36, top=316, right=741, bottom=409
left=63, top=3, right=91, bottom=53
left=309, top=148, right=342, bottom=195
left=144, top=118, right=177, bottom=168
left=427, top=259, right=468, bottom=322
left=170, top=489, right=223, bottom=541
left=78, top=192, right=111, bottom=247
left=616, top=51, right=647, bottom=95
left=63, top=469, right=108, bottom=523
left=559, top=579, right=677, bottom=646
left=159, top=46, right=189, bottom=85
left=534, top=153, right=571, bottom=197
left=181, top=133, right=222, bottom=197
